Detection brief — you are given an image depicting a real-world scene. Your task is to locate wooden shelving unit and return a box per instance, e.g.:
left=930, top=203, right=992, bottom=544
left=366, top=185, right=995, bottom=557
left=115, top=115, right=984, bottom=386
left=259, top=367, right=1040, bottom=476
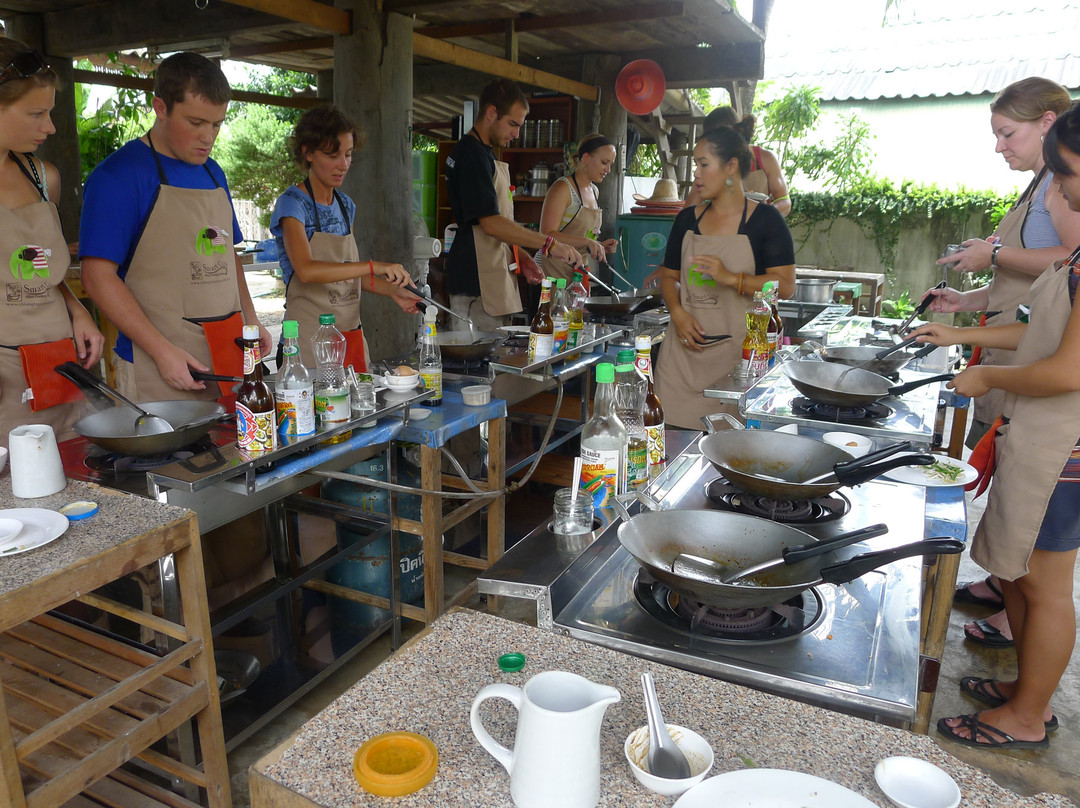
left=0, top=511, right=229, bottom=808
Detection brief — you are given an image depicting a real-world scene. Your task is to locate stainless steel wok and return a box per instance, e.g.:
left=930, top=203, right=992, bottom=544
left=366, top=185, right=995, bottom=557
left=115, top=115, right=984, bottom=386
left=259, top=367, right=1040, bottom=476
left=584, top=288, right=662, bottom=317
left=435, top=330, right=507, bottom=361
left=782, top=360, right=954, bottom=408
left=56, top=361, right=229, bottom=456
left=699, top=413, right=933, bottom=501
left=616, top=507, right=963, bottom=609
left=821, top=343, right=937, bottom=376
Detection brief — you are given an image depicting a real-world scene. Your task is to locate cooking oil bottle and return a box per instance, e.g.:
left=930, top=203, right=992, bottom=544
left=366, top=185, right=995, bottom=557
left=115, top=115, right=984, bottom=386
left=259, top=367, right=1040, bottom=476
left=762, top=280, right=784, bottom=366
left=565, top=271, right=588, bottom=358
left=736, top=289, right=771, bottom=381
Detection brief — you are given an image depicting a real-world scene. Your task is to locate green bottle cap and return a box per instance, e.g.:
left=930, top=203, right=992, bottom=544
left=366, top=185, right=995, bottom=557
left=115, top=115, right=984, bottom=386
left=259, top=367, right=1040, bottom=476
left=595, top=362, right=615, bottom=383
left=616, top=349, right=635, bottom=363
left=762, top=280, right=777, bottom=293
left=615, top=363, right=634, bottom=373
left=557, top=278, right=567, bottom=288
left=282, top=320, right=299, bottom=339
left=497, top=652, right=526, bottom=673
left=319, top=313, right=336, bottom=325
left=572, top=271, right=583, bottom=282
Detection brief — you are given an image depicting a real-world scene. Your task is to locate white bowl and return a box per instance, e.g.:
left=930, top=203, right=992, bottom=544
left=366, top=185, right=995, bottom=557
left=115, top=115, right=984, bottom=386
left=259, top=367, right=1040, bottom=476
left=461, top=385, right=491, bottom=406
left=874, top=756, right=960, bottom=808
left=822, top=431, right=872, bottom=457
left=0, top=517, right=23, bottom=544
left=0, top=446, right=7, bottom=473
left=624, top=724, right=714, bottom=797
left=383, top=371, right=419, bottom=390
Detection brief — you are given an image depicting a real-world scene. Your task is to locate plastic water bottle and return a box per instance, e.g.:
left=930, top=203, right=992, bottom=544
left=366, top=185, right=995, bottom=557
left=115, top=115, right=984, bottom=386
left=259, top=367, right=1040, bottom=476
left=579, top=363, right=626, bottom=507
left=419, top=308, right=443, bottom=406
left=614, top=352, right=647, bottom=491
left=276, top=319, right=315, bottom=436
left=312, top=313, right=351, bottom=431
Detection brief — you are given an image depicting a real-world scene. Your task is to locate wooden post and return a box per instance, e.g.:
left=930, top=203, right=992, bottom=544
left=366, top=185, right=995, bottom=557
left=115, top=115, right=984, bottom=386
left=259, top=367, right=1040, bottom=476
left=580, top=54, right=626, bottom=244
left=335, top=1, right=417, bottom=360
left=316, top=69, right=333, bottom=101
left=5, top=14, right=82, bottom=244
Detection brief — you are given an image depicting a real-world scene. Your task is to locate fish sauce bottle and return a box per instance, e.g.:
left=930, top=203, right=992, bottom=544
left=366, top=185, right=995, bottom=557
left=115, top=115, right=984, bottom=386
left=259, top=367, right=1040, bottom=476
left=579, top=362, right=627, bottom=507
left=528, top=277, right=555, bottom=360
left=634, top=334, right=666, bottom=478
left=237, top=324, right=277, bottom=454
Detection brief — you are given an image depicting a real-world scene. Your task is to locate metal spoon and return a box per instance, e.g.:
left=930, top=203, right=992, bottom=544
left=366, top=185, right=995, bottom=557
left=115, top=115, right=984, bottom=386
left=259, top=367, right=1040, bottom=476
left=641, top=672, right=691, bottom=779
left=108, top=388, right=174, bottom=435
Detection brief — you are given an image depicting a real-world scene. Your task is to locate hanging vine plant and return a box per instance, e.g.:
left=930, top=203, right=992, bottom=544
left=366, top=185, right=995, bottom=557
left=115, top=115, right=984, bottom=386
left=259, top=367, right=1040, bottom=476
left=787, top=179, right=1008, bottom=273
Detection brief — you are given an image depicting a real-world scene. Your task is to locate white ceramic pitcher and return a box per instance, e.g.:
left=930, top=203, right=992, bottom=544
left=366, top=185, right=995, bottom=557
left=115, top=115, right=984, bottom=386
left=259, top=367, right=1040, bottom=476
left=470, top=670, right=621, bottom=808
left=8, top=424, right=66, bottom=498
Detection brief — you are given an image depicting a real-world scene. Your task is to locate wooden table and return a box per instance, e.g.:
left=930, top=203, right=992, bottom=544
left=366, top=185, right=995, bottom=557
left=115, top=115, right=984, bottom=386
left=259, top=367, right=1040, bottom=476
left=0, top=480, right=229, bottom=808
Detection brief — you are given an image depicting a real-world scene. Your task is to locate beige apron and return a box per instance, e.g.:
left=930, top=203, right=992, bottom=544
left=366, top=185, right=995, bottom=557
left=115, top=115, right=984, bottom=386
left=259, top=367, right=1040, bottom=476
left=474, top=160, right=522, bottom=317
left=972, top=256, right=1080, bottom=579
left=976, top=169, right=1049, bottom=423
left=540, top=176, right=604, bottom=283
left=656, top=212, right=754, bottom=429
left=0, top=158, right=82, bottom=447
left=123, top=136, right=242, bottom=403
left=283, top=182, right=369, bottom=369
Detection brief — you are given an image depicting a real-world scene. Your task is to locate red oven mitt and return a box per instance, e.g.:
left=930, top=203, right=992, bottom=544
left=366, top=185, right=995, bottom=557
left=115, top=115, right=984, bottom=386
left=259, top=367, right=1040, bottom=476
left=19, top=339, right=83, bottom=411
left=965, top=415, right=1005, bottom=497
left=343, top=328, right=367, bottom=373
left=196, top=312, right=245, bottom=401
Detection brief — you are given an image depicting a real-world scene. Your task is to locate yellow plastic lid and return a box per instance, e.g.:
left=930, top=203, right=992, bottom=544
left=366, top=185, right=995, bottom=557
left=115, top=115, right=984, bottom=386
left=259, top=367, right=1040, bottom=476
left=353, top=731, right=438, bottom=797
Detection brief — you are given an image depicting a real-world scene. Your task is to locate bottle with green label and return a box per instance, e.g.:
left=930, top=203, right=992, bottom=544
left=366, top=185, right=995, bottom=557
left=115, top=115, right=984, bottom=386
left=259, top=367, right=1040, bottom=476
left=579, top=363, right=626, bottom=506
left=419, top=308, right=443, bottom=406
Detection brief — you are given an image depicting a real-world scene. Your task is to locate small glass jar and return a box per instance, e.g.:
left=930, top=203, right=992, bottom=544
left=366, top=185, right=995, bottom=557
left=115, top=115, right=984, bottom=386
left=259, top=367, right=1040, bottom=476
left=552, top=487, right=594, bottom=536
left=351, top=380, right=376, bottom=417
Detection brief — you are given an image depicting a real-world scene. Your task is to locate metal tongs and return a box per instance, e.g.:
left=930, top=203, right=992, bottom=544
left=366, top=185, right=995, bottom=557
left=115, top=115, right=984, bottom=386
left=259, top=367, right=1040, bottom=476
left=893, top=281, right=947, bottom=334
left=404, top=284, right=474, bottom=328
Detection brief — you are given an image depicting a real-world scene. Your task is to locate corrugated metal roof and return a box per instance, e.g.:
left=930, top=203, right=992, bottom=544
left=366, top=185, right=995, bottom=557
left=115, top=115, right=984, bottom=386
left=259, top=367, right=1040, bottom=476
left=766, top=0, right=1080, bottom=100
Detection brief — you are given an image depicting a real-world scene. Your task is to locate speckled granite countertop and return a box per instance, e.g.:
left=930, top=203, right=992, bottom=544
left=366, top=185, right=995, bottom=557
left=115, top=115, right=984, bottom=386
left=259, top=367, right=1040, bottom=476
left=252, top=609, right=1073, bottom=807
left=0, top=476, right=191, bottom=601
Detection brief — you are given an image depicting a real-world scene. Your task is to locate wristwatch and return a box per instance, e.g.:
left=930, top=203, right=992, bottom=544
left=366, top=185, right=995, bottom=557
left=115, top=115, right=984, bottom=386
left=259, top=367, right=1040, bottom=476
left=990, top=244, right=1003, bottom=269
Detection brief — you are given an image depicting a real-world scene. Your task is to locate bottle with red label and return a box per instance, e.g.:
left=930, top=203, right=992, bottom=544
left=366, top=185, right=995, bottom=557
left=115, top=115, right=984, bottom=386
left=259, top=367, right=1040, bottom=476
left=528, top=277, right=555, bottom=360
left=236, top=324, right=276, bottom=454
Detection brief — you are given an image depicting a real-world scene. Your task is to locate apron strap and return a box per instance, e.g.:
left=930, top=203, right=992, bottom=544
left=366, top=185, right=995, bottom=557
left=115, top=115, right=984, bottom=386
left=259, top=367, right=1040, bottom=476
left=9, top=151, right=46, bottom=201
left=692, top=197, right=748, bottom=231
left=302, top=178, right=353, bottom=236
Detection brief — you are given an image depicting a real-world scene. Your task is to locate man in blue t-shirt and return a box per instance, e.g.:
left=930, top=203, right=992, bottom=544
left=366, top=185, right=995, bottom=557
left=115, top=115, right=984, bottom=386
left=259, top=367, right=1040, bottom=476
left=80, top=52, right=269, bottom=401
left=444, top=79, right=581, bottom=328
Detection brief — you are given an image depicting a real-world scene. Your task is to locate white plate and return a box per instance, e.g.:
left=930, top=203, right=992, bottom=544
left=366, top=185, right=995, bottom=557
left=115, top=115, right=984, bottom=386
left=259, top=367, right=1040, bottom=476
left=882, top=457, right=977, bottom=487
left=0, top=508, right=69, bottom=556
left=874, top=756, right=960, bottom=808
left=382, top=374, right=420, bottom=390
left=674, top=769, right=877, bottom=808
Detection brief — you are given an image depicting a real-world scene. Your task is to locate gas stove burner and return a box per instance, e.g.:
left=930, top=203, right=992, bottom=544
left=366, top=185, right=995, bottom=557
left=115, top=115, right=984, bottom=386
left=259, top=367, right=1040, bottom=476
left=791, top=396, right=892, bottom=424
left=704, top=478, right=849, bottom=523
left=633, top=568, right=824, bottom=644
left=84, top=435, right=215, bottom=476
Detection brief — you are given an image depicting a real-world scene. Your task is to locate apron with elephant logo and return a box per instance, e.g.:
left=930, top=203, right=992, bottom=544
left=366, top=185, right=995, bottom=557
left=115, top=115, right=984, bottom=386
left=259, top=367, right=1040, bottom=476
left=122, top=134, right=243, bottom=402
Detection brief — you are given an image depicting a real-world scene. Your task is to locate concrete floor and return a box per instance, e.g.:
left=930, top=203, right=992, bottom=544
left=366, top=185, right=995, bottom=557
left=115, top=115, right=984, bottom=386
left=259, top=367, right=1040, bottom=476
left=230, top=274, right=1080, bottom=805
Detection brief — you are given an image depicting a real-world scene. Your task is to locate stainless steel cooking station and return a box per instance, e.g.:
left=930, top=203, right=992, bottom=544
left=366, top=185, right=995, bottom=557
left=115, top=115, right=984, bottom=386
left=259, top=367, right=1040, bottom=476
left=480, top=435, right=968, bottom=726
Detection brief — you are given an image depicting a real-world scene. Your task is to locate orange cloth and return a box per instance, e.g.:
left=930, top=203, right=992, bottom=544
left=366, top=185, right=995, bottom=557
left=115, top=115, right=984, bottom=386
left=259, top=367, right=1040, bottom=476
left=968, top=312, right=989, bottom=367
left=344, top=329, right=367, bottom=373
left=966, top=415, right=1006, bottom=496
left=197, top=311, right=245, bottom=403
left=18, top=339, right=82, bottom=411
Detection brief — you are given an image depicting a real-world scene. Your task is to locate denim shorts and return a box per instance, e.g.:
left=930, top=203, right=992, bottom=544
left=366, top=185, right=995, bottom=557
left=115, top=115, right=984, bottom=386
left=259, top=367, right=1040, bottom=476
left=1035, top=480, right=1080, bottom=552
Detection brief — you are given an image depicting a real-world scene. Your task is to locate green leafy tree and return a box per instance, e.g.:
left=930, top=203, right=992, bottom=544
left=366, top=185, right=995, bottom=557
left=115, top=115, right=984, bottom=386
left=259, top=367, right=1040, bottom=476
left=215, top=104, right=300, bottom=227
left=75, top=58, right=152, bottom=182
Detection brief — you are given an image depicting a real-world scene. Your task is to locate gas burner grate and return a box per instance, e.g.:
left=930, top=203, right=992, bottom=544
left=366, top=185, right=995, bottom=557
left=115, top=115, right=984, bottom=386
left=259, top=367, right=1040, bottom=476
left=632, top=568, right=824, bottom=644
left=791, top=396, right=891, bottom=424
left=704, top=478, right=849, bottom=523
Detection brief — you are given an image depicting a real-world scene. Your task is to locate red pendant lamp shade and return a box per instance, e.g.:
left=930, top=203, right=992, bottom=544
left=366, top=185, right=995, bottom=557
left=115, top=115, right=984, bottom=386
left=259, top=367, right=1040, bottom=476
left=615, top=59, right=666, bottom=115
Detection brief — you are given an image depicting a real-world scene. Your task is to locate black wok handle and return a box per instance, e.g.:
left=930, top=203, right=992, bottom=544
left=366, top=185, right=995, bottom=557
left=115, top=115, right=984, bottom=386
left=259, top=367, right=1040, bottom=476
left=833, top=440, right=913, bottom=472
left=818, top=537, right=965, bottom=585
left=874, top=335, right=918, bottom=360
left=782, top=523, right=889, bottom=564
left=55, top=361, right=125, bottom=411
left=910, top=341, right=938, bottom=361
left=886, top=373, right=955, bottom=398
left=832, top=453, right=934, bottom=487
left=403, top=284, right=428, bottom=313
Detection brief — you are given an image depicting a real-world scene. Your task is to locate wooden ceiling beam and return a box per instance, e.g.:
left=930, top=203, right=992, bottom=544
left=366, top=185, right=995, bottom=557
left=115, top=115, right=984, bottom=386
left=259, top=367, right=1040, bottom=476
left=413, top=33, right=598, bottom=100
left=72, top=68, right=320, bottom=109
left=220, top=0, right=351, bottom=35
left=229, top=36, right=333, bottom=59
left=419, top=2, right=683, bottom=40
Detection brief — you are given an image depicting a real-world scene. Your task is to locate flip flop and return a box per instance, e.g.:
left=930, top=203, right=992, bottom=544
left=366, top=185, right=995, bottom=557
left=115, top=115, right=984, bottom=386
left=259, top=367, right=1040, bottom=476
left=959, top=677, right=1059, bottom=731
left=953, top=577, right=1004, bottom=608
left=964, top=617, right=1015, bottom=648
left=937, top=713, right=1048, bottom=750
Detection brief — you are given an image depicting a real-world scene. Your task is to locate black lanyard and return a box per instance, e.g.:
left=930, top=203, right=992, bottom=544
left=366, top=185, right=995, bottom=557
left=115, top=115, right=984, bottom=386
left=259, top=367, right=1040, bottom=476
left=9, top=151, right=45, bottom=201
left=303, top=177, right=352, bottom=235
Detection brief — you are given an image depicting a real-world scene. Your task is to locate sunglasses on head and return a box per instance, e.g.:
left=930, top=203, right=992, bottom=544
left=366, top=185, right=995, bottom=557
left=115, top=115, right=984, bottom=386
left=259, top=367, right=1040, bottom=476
left=0, top=51, right=47, bottom=85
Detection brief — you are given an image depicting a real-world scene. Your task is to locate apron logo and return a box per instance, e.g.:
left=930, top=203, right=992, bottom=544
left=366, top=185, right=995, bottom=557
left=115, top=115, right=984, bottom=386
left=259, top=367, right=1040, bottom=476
left=328, top=282, right=359, bottom=305
left=6, top=283, right=23, bottom=303
left=10, top=245, right=51, bottom=280
left=688, top=267, right=716, bottom=287
left=190, top=257, right=229, bottom=281
left=195, top=226, right=229, bottom=256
